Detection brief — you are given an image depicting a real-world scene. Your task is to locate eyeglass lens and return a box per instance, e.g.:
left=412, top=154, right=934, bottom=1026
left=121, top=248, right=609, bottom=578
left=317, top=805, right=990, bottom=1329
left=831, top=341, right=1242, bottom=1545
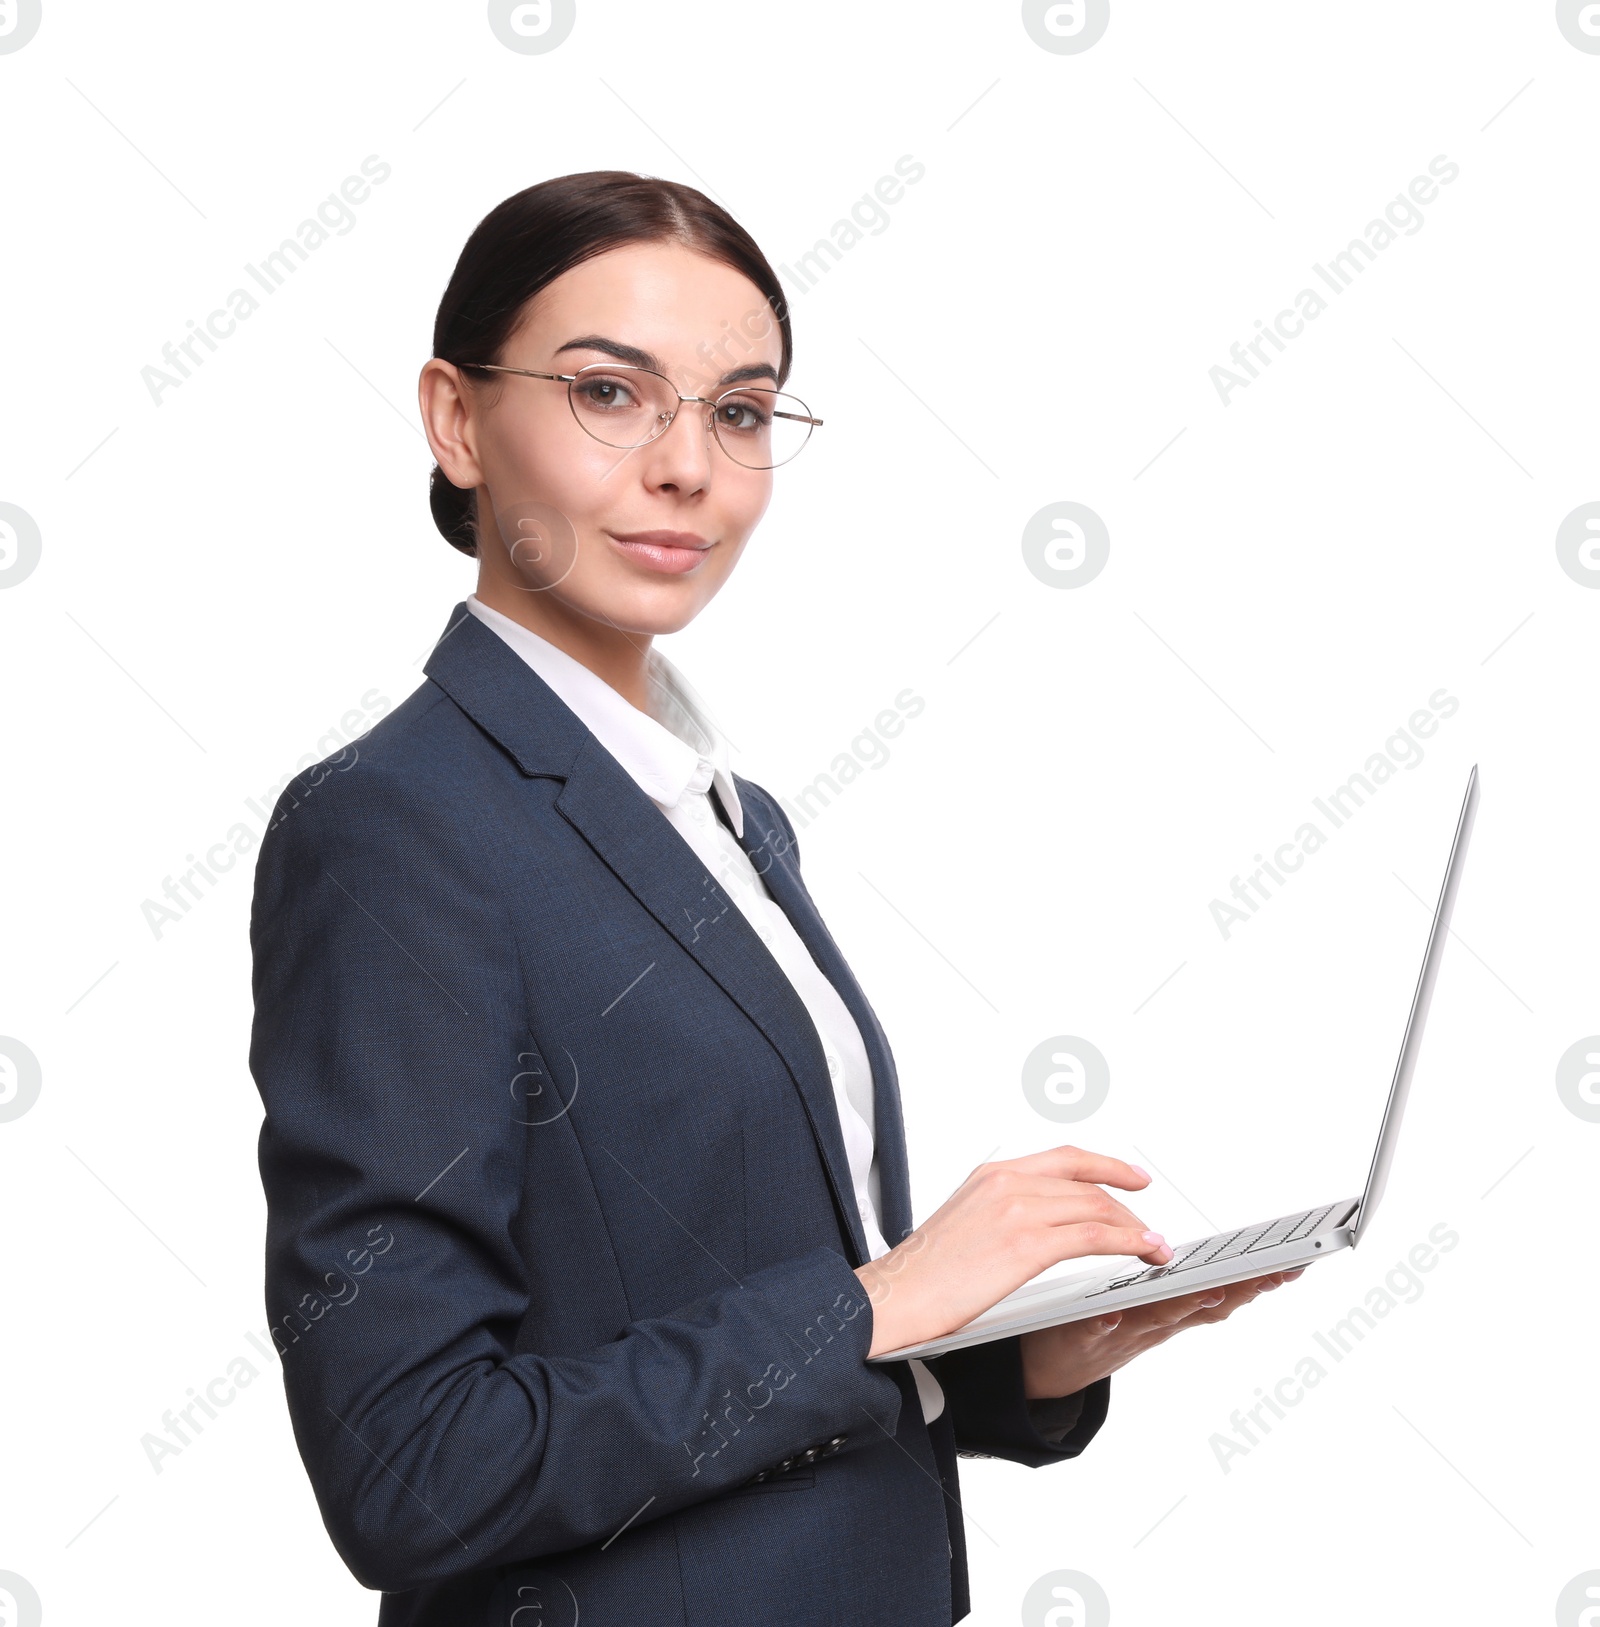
left=568, top=367, right=813, bottom=469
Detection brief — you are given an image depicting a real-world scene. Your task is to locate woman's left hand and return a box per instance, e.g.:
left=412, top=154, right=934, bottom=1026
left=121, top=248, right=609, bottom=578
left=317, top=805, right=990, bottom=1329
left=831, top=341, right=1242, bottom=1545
left=1018, top=1268, right=1306, bottom=1401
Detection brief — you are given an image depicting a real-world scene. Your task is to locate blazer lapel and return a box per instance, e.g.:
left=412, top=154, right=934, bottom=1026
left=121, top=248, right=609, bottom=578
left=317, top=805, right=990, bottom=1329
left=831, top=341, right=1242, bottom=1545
left=423, top=603, right=874, bottom=1266
left=731, top=786, right=915, bottom=1252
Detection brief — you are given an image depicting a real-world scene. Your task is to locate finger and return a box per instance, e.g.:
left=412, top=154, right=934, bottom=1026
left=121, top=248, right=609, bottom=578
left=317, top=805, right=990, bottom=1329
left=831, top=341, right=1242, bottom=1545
left=984, top=1176, right=1162, bottom=1243
left=1044, top=1215, right=1174, bottom=1266
left=969, top=1177, right=1174, bottom=1263
left=1204, top=1279, right=1278, bottom=1316
left=1207, top=1270, right=1294, bottom=1296
left=1098, top=1266, right=1302, bottom=1333
left=1101, top=1290, right=1232, bottom=1352
left=983, top=1193, right=1175, bottom=1267
left=1167, top=1279, right=1267, bottom=1320
left=1152, top=1288, right=1229, bottom=1323
left=990, top=1145, right=1152, bottom=1192
left=966, top=1170, right=1146, bottom=1211
left=1005, top=1191, right=1174, bottom=1263
left=1120, top=1285, right=1237, bottom=1330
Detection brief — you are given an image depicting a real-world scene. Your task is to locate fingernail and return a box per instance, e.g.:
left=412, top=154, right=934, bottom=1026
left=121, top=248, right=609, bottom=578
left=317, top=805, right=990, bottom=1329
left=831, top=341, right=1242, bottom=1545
left=1141, top=1230, right=1166, bottom=1247
left=1200, top=1294, right=1224, bottom=1307
left=1130, top=1164, right=1152, bottom=1181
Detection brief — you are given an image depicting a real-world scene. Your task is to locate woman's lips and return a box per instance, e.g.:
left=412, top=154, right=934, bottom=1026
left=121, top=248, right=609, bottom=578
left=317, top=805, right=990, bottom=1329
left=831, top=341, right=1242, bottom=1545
left=605, top=531, right=713, bottom=575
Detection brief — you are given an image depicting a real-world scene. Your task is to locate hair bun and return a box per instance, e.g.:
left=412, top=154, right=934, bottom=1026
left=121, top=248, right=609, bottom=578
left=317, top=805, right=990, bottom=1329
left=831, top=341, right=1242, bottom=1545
left=428, top=463, right=478, bottom=557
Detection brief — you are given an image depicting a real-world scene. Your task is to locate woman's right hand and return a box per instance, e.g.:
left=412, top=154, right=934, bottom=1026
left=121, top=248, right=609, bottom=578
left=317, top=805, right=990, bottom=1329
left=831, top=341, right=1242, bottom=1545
left=855, top=1145, right=1172, bottom=1358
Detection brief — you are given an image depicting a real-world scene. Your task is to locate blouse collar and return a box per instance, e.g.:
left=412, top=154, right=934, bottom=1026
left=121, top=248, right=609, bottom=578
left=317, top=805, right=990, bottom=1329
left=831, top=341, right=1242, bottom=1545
left=464, top=594, right=744, bottom=837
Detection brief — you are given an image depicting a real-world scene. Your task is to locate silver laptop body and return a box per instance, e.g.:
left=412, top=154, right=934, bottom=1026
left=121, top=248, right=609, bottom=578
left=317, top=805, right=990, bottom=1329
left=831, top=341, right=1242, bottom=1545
left=873, top=764, right=1479, bottom=1364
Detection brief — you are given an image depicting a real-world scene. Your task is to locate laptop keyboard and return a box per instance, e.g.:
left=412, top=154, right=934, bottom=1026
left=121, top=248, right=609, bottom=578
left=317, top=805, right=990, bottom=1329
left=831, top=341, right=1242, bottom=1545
left=1079, top=1200, right=1349, bottom=1298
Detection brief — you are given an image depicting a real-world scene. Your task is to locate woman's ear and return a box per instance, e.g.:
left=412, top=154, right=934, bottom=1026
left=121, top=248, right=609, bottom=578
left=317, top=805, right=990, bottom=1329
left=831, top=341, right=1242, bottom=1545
left=419, top=359, right=485, bottom=491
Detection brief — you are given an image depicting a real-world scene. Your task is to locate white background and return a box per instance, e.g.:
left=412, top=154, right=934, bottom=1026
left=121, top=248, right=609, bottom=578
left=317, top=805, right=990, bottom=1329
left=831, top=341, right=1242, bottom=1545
left=2, top=3, right=1595, bottom=1623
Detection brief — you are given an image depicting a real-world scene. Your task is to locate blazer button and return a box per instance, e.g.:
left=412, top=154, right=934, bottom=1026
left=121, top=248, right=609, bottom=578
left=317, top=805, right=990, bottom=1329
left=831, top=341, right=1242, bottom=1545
left=827, top=1435, right=847, bottom=1450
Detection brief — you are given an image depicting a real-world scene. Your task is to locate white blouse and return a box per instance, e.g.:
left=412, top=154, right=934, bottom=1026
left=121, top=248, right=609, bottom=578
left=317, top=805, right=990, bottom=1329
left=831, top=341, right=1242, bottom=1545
left=465, top=595, right=945, bottom=1424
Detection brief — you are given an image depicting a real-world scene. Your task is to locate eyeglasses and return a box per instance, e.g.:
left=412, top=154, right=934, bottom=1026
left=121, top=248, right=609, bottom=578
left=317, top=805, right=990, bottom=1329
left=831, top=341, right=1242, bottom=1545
left=457, top=360, right=822, bottom=469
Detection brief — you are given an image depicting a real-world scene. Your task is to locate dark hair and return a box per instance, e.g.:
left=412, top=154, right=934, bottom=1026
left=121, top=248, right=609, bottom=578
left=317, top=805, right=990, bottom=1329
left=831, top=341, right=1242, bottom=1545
left=428, top=171, right=793, bottom=557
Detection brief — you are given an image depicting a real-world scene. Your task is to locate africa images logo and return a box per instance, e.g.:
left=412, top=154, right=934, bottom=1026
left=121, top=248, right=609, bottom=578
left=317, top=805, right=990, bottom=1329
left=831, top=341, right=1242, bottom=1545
left=1556, top=0, right=1600, bottom=51
left=0, top=503, right=42, bottom=588
left=1021, top=502, right=1110, bottom=589
left=0, top=0, right=42, bottom=53
left=488, top=0, right=576, bottom=53
left=1021, top=0, right=1110, bottom=54
left=0, top=1037, right=42, bottom=1123
left=1555, top=502, right=1600, bottom=587
left=0, top=1574, right=42, bottom=1627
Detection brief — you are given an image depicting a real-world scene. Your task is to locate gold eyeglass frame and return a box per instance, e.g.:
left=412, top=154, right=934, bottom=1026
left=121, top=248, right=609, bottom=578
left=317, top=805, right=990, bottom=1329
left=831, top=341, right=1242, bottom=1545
left=457, top=360, right=824, bottom=470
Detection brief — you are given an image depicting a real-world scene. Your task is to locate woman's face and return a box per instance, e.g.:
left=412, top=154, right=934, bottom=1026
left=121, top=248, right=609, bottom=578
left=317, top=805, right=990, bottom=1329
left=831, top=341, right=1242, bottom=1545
left=422, top=240, right=785, bottom=638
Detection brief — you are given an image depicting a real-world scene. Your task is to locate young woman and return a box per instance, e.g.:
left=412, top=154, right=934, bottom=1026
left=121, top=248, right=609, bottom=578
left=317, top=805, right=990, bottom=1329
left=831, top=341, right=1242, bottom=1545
left=248, top=171, right=1302, bottom=1627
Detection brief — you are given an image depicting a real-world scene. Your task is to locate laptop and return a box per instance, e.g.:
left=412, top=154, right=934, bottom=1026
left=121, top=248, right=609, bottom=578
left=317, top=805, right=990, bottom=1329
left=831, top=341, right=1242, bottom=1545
left=872, top=764, right=1480, bottom=1364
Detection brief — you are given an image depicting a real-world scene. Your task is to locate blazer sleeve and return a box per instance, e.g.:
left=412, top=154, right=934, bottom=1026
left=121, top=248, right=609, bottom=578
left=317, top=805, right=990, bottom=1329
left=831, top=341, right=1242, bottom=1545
left=926, top=1338, right=1111, bottom=1467
left=248, top=762, right=906, bottom=1596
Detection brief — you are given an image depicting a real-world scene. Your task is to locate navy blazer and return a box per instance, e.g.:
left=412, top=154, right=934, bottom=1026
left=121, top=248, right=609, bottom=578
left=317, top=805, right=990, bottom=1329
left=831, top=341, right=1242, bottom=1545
left=248, top=601, right=1111, bottom=1626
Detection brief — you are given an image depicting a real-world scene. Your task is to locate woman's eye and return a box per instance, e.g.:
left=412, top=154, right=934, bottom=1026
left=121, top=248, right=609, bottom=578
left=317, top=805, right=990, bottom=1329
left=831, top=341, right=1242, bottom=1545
left=576, top=375, right=639, bottom=410
left=718, top=397, right=769, bottom=431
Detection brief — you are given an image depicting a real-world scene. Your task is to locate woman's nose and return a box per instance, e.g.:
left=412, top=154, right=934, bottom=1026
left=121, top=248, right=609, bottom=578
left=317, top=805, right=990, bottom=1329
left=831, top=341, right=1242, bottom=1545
left=641, top=401, right=716, bottom=490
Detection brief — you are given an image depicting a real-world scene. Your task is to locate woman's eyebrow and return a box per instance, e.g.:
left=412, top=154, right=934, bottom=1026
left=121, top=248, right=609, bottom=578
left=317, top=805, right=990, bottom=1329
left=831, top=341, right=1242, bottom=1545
left=553, top=334, right=779, bottom=386
left=716, top=362, right=781, bottom=386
